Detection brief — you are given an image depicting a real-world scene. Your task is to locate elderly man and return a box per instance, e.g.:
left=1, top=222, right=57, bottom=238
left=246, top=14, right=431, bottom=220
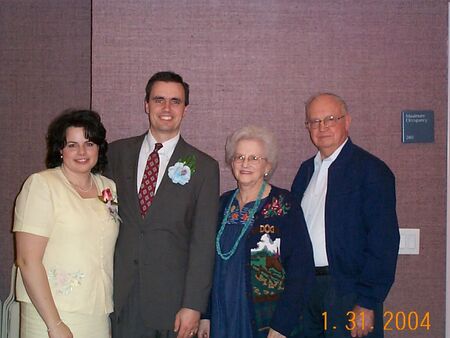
left=106, top=71, right=219, bottom=338
left=291, top=93, right=399, bottom=338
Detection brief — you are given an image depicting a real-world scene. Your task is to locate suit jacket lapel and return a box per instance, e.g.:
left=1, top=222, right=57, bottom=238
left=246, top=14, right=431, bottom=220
left=305, top=160, right=315, bottom=187
left=144, top=137, right=189, bottom=217
left=327, top=138, right=354, bottom=195
left=126, top=134, right=146, bottom=222
left=154, top=136, right=189, bottom=197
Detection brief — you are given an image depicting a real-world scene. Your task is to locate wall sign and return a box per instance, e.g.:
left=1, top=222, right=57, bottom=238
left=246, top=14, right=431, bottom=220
left=401, top=110, right=434, bottom=143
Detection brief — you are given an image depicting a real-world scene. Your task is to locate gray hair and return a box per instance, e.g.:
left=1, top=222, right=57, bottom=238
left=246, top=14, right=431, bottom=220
left=225, top=125, right=278, bottom=179
left=305, top=92, right=348, bottom=117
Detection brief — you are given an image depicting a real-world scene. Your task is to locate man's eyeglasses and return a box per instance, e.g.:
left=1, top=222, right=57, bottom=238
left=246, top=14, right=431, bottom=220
left=305, top=115, right=345, bottom=129
left=232, top=154, right=267, bottom=164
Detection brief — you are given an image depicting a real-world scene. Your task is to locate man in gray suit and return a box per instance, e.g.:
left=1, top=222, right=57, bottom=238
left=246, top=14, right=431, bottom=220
left=106, top=71, right=219, bottom=338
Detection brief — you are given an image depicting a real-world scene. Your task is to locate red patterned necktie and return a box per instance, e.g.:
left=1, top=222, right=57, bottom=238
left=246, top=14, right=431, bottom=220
left=138, top=143, right=163, bottom=217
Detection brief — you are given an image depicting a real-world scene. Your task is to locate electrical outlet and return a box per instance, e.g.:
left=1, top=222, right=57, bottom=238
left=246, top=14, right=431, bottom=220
left=398, top=228, right=420, bottom=255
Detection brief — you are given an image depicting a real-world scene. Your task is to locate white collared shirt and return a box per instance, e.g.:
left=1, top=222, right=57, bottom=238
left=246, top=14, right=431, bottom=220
left=301, top=138, right=348, bottom=267
left=137, top=132, right=180, bottom=193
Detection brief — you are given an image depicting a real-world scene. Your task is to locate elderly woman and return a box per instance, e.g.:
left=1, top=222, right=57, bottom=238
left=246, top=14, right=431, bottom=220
left=13, top=109, right=119, bottom=338
left=199, top=126, right=315, bottom=338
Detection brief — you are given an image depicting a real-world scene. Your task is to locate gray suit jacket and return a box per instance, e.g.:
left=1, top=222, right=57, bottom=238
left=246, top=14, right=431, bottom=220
left=105, top=134, right=219, bottom=329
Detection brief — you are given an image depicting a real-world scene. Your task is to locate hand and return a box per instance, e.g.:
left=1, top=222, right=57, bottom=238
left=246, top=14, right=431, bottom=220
left=350, top=305, right=374, bottom=337
left=47, top=321, right=73, bottom=338
left=173, top=308, right=200, bottom=338
left=197, top=319, right=210, bottom=338
left=267, top=328, right=286, bottom=338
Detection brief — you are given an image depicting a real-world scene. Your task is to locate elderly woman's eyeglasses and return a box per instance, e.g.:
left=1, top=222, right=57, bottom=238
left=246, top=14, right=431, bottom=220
left=232, top=155, right=267, bottom=164
left=305, top=115, right=345, bottom=129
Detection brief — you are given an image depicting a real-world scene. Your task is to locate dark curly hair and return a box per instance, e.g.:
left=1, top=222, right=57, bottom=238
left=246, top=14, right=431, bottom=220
left=46, top=109, right=108, bottom=173
left=144, top=71, right=190, bottom=106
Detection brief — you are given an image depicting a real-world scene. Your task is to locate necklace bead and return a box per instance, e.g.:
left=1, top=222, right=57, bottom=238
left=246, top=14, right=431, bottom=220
left=216, top=181, right=267, bottom=260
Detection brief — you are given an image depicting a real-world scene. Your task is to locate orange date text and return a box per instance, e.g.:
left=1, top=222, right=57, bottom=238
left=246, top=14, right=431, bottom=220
left=321, top=310, right=430, bottom=331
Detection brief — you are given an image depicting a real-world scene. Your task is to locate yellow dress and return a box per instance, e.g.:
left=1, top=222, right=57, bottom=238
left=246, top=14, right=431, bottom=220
left=13, top=167, right=120, bottom=338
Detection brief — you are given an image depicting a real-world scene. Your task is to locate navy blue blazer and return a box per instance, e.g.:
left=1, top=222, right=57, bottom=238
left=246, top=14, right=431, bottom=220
left=291, top=139, right=400, bottom=310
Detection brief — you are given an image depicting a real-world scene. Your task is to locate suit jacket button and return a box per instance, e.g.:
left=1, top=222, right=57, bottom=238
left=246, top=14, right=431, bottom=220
left=133, top=259, right=139, bottom=265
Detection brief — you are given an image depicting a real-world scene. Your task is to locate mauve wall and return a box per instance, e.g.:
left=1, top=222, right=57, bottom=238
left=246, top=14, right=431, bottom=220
left=0, top=1, right=446, bottom=337
left=92, top=1, right=447, bottom=337
left=0, top=1, right=91, bottom=299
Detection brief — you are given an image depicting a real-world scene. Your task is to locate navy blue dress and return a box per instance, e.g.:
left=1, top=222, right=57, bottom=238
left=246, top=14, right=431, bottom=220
left=207, top=186, right=315, bottom=337
left=210, top=198, right=266, bottom=338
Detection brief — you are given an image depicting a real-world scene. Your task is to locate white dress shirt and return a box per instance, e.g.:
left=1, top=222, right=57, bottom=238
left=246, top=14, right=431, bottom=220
left=137, top=132, right=180, bottom=193
left=301, top=138, right=348, bottom=267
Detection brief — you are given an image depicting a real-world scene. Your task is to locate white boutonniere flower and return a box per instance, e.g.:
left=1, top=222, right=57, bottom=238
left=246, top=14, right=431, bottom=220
left=168, top=155, right=196, bottom=185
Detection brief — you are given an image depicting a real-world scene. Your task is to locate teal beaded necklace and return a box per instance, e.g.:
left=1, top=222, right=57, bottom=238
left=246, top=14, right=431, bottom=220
left=216, top=181, right=267, bottom=260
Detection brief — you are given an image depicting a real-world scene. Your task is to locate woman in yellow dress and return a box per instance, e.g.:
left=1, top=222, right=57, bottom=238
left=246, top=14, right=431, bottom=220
left=13, top=109, right=119, bottom=338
